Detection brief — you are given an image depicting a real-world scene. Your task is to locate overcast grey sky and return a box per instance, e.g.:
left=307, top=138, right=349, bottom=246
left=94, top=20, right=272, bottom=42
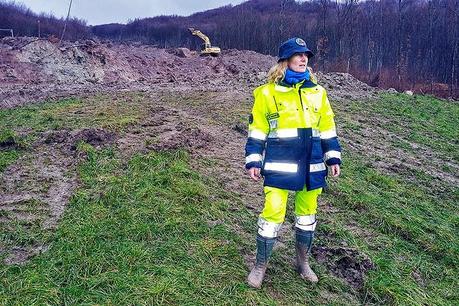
left=14, top=0, right=247, bottom=26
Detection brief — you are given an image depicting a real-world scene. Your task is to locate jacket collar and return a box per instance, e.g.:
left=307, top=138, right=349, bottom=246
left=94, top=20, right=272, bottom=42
left=275, top=78, right=317, bottom=92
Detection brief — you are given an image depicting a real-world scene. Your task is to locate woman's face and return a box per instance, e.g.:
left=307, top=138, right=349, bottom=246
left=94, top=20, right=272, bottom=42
left=287, top=53, right=308, bottom=73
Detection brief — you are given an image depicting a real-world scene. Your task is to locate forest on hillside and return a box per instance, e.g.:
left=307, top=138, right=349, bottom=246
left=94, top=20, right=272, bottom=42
left=1, top=0, right=458, bottom=96
left=0, top=1, right=89, bottom=40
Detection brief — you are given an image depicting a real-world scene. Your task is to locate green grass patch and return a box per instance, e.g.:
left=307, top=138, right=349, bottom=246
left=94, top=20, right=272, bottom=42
left=0, top=150, right=19, bottom=172
left=0, top=94, right=145, bottom=140
left=1, top=149, right=360, bottom=305
left=0, top=93, right=145, bottom=172
left=2, top=144, right=456, bottom=304
left=322, top=149, right=459, bottom=305
left=0, top=128, right=24, bottom=172
left=1, top=90, right=458, bottom=305
left=344, top=93, right=459, bottom=162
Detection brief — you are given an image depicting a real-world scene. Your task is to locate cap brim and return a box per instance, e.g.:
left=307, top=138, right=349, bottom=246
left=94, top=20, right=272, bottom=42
left=278, top=50, right=314, bottom=62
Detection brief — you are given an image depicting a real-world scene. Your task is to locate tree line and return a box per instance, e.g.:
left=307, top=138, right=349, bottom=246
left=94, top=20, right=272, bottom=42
left=91, top=0, right=459, bottom=97
left=1, top=0, right=458, bottom=97
left=0, top=0, right=89, bottom=40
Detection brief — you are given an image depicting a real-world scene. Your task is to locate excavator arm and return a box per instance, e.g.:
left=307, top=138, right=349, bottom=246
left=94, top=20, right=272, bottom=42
left=188, top=27, right=211, bottom=47
left=188, top=27, right=221, bottom=56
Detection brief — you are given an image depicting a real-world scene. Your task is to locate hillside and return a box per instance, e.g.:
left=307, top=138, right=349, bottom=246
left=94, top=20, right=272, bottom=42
left=0, top=37, right=458, bottom=304
left=1, top=0, right=458, bottom=97
left=91, top=0, right=459, bottom=95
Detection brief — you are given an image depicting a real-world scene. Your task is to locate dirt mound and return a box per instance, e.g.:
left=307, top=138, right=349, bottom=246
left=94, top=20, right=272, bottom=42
left=316, top=71, right=377, bottom=100
left=0, top=37, right=377, bottom=109
left=151, top=127, right=213, bottom=152
left=70, top=128, right=116, bottom=148
left=313, top=245, right=375, bottom=289
left=0, top=37, right=277, bottom=108
left=43, top=128, right=116, bottom=151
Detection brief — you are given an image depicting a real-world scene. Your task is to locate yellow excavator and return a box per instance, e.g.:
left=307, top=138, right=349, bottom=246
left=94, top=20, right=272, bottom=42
left=188, top=27, right=221, bottom=56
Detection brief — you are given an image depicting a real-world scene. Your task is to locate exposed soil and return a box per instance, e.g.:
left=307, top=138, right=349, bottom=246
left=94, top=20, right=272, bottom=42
left=0, top=136, right=18, bottom=150
left=0, top=128, right=115, bottom=264
left=313, top=245, right=375, bottom=289
left=0, top=37, right=274, bottom=109
left=43, top=128, right=116, bottom=152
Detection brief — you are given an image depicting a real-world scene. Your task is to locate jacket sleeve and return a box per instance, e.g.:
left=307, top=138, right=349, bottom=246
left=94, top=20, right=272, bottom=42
left=244, top=87, right=269, bottom=169
left=319, top=90, right=342, bottom=166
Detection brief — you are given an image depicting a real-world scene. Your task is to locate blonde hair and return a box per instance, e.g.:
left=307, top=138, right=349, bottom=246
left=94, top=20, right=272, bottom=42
left=267, top=60, right=316, bottom=84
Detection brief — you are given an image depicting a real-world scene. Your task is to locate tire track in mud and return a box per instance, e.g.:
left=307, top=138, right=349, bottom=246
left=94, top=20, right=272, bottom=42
left=0, top=128, right=115, bottom=265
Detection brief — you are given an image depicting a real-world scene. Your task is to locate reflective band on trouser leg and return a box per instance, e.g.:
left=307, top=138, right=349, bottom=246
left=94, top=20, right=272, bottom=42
left=295, top=214, right=317, bottom=231
left=257, top=217, right=282, bottom=238
left=324, top=150, right=341, bottom=161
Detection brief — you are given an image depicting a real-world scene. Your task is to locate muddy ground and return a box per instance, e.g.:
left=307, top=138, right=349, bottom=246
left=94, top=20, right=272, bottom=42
left=1, top=37, right=456, bottom=294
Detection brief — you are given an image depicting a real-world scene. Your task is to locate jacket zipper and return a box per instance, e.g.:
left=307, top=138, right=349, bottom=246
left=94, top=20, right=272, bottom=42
left=298, top=88, right=304, bottom=110
left=272, top=96, right=279, bottom=112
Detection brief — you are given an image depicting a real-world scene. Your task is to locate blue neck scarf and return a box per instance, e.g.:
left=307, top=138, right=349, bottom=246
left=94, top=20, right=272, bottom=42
left=283, top=68, right=310, bottom=85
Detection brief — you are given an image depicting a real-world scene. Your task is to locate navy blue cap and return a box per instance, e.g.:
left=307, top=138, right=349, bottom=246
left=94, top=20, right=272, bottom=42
left=278, top=37, right=314, bottom=62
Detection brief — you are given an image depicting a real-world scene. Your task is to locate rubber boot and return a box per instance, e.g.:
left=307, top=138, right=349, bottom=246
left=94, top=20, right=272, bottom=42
left=295, top=228, right=318, bottom=283
left=247, top=234, right=276, bottom=289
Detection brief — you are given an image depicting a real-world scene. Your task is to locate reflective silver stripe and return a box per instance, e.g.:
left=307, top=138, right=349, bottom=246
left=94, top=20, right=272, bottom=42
left=324, top=150, right=341, bottom=161
left=258, top=217, right=282, bottom=238
left=264, top=162, right=298, bottom=173
left=248, top=129, right=267, bottom=141
left=295, top=214, right=317, bottom=231
left=320, top=129, right=337, bottom=139
left=268, top=128, right=298, bottom=138
left=312, top=129, right=320, bottom=137
left=310, top=162, right=326, bottom=172
left=245, top=153, right=263, bottom=164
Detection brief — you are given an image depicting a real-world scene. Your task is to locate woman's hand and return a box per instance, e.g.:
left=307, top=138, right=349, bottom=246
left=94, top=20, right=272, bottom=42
left=330, top=164, right=341, bottom=177
left=248, top=167, right=262, bottom=181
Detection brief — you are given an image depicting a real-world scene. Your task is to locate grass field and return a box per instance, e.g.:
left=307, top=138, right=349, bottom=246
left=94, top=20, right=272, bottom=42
left=0, top=91, right=458, bottom=305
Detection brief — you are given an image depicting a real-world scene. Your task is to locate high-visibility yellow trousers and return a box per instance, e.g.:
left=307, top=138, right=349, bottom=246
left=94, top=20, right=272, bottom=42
left=260, top=186, right=322, bottom=223
left=253, top=185, right=322, bottom=267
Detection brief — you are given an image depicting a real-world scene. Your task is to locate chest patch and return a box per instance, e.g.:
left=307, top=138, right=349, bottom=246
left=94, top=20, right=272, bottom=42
left=267, top=112, right=280, bottom=120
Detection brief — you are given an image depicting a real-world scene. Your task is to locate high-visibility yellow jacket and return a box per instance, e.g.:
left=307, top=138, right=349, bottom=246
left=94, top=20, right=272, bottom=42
left=244, top=79, right=342, bottom=191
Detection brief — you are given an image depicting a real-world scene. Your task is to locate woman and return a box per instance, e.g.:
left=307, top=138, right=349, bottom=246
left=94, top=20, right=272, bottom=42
left=244, top=37, right=342, bottom=288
